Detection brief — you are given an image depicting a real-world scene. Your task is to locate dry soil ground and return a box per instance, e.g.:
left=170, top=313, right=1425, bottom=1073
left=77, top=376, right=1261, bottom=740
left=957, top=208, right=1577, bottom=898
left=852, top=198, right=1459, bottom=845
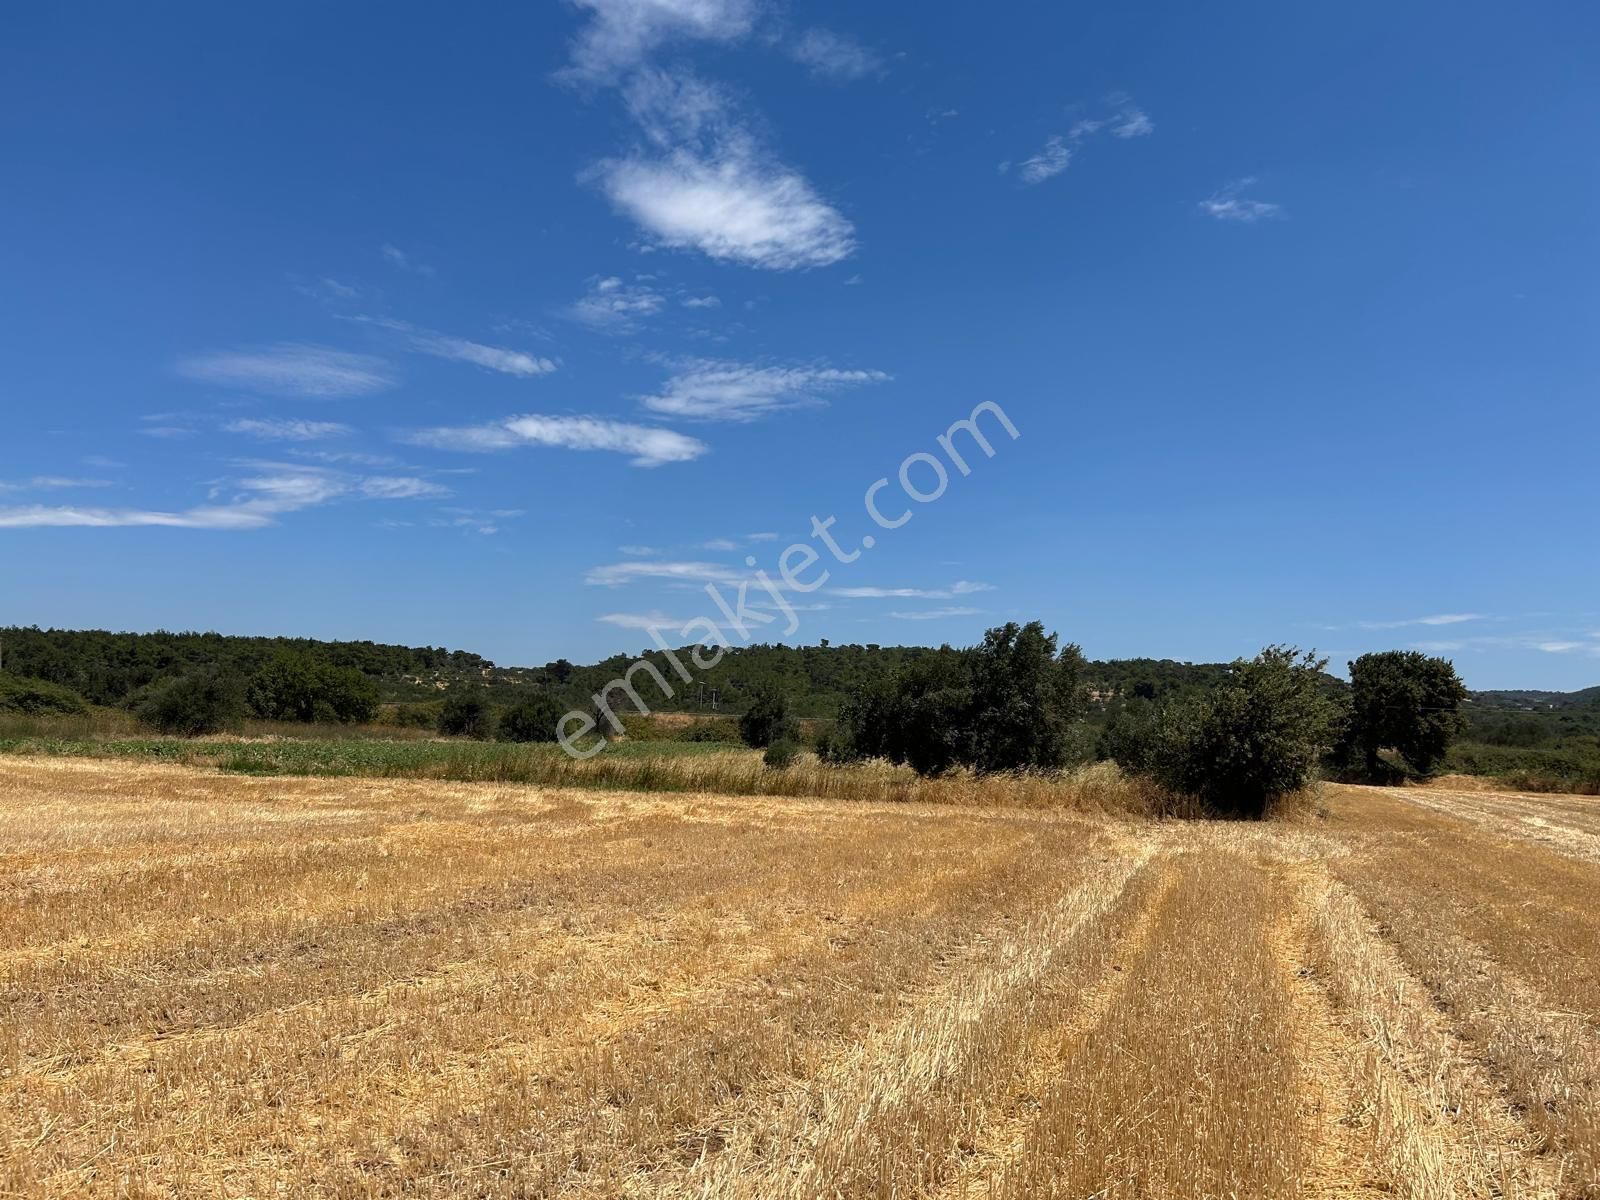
left=1, top=758, right=1597, bottom=1198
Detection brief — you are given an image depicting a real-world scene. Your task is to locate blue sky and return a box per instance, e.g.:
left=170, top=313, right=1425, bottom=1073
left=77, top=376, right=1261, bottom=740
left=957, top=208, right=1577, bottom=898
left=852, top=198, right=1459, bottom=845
left=3, top=1, right=1598, bottom=689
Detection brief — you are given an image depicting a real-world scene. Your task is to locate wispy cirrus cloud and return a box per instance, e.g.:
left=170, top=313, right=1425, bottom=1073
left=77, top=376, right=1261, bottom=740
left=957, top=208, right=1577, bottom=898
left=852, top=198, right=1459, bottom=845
left=380, top=243, right=435, bottom=275
left=1200, top=177, right=1283, bottom=223
left=786, top=28, right=880, bottom=81
left=586, top=559, right=745, bottom=586
left=1016, top=137, right=1072, bottom=184
left=178, top=344, right=396, bottom=398
left=887, top=606, right=982, bottom=620
left=406, top=414, right=707, bottom=467
left=351, top=316, right=557, bottom=377
left=642, top=359, right=890, bottom=421
left=0, top=466, right=439, bottom=531
left=571, top=275, right=666, bottom=330
left=1003, top=95, right=1152, bottom=186
left=561, top=0, right=758, bottom=82
left=0, top=476, right=113, bottom=493
left=223, top=418, right=353, bottom=442
left=358, top=476, right=451, bottom=500
left=831, top=581, right=994, bottom=600
left=1358, top=613, right=1487, bottom=630
left=597, top=609, right=695, bottom=630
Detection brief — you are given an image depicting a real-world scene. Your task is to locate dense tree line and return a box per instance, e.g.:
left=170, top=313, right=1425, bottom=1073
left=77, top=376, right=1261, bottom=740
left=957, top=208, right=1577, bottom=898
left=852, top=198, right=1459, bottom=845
left=0, top=626, right=488, bottom=707
left=0, top=626, right=1493, bottom=802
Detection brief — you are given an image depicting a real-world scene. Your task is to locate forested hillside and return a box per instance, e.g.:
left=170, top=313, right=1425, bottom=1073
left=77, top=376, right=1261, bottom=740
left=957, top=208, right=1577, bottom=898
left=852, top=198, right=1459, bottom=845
left=0, top=626, right=1247, bottom=718
left=0, top=627, right=489, bottom=708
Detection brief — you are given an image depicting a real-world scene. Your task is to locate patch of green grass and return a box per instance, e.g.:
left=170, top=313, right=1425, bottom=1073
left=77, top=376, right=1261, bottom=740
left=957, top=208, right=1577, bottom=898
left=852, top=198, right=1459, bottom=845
left=0, top=732, right=734, bottom=785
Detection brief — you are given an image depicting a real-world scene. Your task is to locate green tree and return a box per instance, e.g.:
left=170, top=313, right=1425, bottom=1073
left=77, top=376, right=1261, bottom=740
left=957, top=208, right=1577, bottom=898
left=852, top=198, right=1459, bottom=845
left=738, top=683, right=796, bottom=748
left=833, top=622, right=1089, bottom=777
left=1137, top=647, right=1338, bottom=818
left=438, top=691, right=494, bottom=740
left=315, top=665, right=379, bottom=724
left=498, top=694, right=566, bottom=743
left=1346, top=651, right=1468, bottom=778
left=247, top=653, right=377, bottom=724
left=134, top=672, right=247, bottom=736
left=247, top=653, right=322, bottom=722
left=967, top=622, right=1088, bottom=773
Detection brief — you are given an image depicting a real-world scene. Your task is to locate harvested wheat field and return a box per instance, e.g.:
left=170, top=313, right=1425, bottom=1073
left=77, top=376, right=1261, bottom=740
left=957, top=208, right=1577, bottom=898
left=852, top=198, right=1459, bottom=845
left=2, top=757, right=1598, bottom=1198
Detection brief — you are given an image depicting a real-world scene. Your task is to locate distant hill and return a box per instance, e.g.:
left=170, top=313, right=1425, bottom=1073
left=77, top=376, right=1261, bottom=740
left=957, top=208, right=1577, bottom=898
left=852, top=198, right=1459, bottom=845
left=0, top=625, right=1241, bottom=718
left=6, top=624, right=1587, bottom=724
left=1471, top=686, right=1600, bottom=711
left=1464, top=684, right=1600, bottom=747
left=0, top=626, right=490, bottom=708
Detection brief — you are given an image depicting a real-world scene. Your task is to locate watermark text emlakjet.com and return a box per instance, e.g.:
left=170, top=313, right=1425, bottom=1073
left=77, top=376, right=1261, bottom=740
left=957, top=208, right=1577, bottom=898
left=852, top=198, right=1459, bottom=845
left=558, top=401, right=1020, bottom=758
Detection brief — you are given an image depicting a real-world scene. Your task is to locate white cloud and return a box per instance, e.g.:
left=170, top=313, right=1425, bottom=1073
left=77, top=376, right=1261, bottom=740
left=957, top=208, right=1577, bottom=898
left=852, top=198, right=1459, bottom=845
left=597, top=145, right=855, bottom=270
left=586, top=559, right=745, bottom=586
left=178, top=344, right=395, bottom=398
left=434, top=506, right=524, bottom=536
left=1016, top=137, right=1071, bottom=184
left=0, top=466, right=435, bottom=531
left=597, top=610, right=692, bottom=630
left=787, top=28, right=880, bottom=81
left=1009, top=96, right=1151, bottom=187
left=380, top=243, right=434, bottom=275
left=581, top=58, right=853, bottom=273
left=352, top=316, right=556, bottom=377
left=619, top=544, right=659, bottom=556
left=572, top=275, right=666, bottom=329
left=295, top=276, right=361, bottom=304
left=0, top=476, right=113, bottom=493
left=1537, top=641, right=1584, bottom=654
left=1107, top=98, right=1153, bottom=138
left=1200, top=177, right=1283, bottom=223
left=1358, top=613, right=1487, bottom=630
left=562, top=0, right=756, bottom=80
left=0, top=504, right=271, bottom=531
left=746, top=531, right=779, bottom=541
left=412, top=332, right=556, bottom=377
left=358, top=476, right=451, bottom=500
left=407, top=414, right=707, bottom=467
left=291, top=448, right=403, bottom=467
left=887, top=606, right=982, bottom=620
left=699, top=537, right=738, bottom=551
left=642, top=359, right=890, bottom=421
left=682, top=294, right=721, bottom=309
left=832, top=581, right=994, bottom=600
left=224, top=418, right=353, bottom=442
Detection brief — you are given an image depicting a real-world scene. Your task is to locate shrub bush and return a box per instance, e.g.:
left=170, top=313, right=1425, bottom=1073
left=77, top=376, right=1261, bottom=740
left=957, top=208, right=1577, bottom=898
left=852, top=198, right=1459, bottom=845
left=813, top=723, right=852, bottom=764
left=497, top=695, right=566, bottom=743
left=0, top=672, right=90, bottom=716
left=134, top=672, right=247, bottom=736
left=438, top=691, right=494, bottom=740
left=1131, top=647, right=1338, bottom=818
left=763, top=738, right=800, bottom=769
